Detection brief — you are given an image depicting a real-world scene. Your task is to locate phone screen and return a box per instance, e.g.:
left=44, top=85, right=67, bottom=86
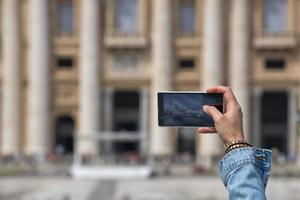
left=158, top=92, right=223, bottom=127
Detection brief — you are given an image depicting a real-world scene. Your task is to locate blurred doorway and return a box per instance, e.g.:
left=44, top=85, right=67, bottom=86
left=261, top=91, right=288, bottom=154
left=55, top=116, right=74, bottom=155
left=177, top=128, right=196, bottom=162
left=112, top=91, right=140, bottom=154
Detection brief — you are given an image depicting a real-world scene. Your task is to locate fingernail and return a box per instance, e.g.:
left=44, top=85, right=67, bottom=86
left=203, top=105, right=208, bottom=111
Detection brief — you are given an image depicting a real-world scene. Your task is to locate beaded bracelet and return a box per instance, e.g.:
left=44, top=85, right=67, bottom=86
left=225, top=140, right=252, bottom=154
left=225, top=143, right=252, bottom=154
left=224, top=140, right=252, bottom=149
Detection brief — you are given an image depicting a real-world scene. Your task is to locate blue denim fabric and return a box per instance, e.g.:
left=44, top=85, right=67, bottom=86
left=218, top=147, right=272, bottom=200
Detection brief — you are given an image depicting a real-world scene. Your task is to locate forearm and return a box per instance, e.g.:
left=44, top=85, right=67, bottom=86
left=218, top=147, right=272, bottom=200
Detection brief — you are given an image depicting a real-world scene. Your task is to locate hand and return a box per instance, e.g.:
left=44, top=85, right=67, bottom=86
left=197, top=86, right=245, bottom=146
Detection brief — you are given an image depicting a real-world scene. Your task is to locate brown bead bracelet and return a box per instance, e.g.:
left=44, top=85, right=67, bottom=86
left=225, top=140, right=252, bottom=154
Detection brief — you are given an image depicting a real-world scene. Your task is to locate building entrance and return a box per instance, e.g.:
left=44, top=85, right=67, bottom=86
left=261, top=91, right=288, bottom=154
left=177, top=128, right=195, bottom=161
left=112, top=91, right=140, bottom=155
left=55, top=116, right=74, bottom=155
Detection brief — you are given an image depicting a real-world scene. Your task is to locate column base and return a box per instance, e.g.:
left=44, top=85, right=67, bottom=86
left=149, top=155, right=172, bottom=176
left=80, top=154, right=102, bottom=165
left=296, top=157, right=300, bottom=166
left=24, top=153, right=48, bottom=164
left=196, top=155, right=213, bottom=170
left=0, top=154, right=22, bottom=163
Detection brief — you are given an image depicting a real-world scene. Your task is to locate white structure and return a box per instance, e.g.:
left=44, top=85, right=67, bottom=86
left=26, top=0, right=50, bottom=155
left=78, top=0, right=101, bottom=155
left=199, top=0, right=224, bottom=168
left=1, top=0, right=21, bottom=155
left=150, top=0, right=175, bottom=156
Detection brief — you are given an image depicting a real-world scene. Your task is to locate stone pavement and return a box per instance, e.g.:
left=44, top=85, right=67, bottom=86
left=0, top=176, right=299, bottom=200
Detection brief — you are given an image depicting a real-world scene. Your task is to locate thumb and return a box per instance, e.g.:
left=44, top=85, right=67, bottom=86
left=203, top=105, right=222, bottom=121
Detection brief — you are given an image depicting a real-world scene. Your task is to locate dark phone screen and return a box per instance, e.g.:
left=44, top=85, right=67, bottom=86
left=158, top=92, right=223, bottom=127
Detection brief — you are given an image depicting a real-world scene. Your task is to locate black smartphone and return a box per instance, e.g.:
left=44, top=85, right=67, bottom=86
left=158, top=92, right=223, bottom=127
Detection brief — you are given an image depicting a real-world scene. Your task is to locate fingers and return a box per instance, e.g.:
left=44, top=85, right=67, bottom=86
left=206, top=85, right=229, bottom=94
left=203, top=105, right=222, bottom=121
left=197, top=127, right=216, bottom=133
left=206, top=86, right=238, bottom=105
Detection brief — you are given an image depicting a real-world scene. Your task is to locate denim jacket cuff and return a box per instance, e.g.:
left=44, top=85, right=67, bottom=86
left=218, top=147, right=272, bottom=186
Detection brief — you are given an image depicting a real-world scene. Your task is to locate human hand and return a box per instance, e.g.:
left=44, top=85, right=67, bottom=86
left=197, top=86, right=245, bottom=146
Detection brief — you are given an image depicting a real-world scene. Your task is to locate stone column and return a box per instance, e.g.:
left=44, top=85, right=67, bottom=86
left=229, top=0, right=251, bottom=140
left=198, top=0, right=223, bottom=168
left=139, top=88, right=149, bottom=156
left=26, top=0, right=50, bottom=156
left=78, top=0, right=101, bottom=155
left=103, top=87, right=113, bottom=154
left=150, top=0, right=175, bottom=156
left=1, top=0, right=21, bottom=155
left=253, top=87, right=263, bottom=147
left=288, top=88, right=297, bottom=158
left=298, top=56, right=300, bottom=165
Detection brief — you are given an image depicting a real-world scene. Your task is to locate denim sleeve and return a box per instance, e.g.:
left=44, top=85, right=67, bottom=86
left=218, top=147, right=272, bottom=200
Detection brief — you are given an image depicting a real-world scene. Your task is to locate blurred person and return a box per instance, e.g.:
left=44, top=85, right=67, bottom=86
left=198, top=86, right=272, bottom=200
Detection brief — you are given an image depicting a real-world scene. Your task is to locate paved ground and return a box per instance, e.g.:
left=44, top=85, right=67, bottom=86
left=0, top=176, right=300, bottom=200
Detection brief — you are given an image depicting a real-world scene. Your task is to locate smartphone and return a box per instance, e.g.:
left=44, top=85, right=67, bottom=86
left=158, top=92, right=223, bottom=127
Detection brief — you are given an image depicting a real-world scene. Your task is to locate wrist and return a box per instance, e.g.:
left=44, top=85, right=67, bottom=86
left=223, top=133, right=245, bottom=146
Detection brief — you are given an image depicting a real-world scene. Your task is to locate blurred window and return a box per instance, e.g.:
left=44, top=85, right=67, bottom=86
left=263, top=0, right=287, bottom=33
left=58, top=1, right=74, bottom=35
left=112, top=52, right=138, bottom=72
left=179, top=0, right=195, bottom=35
left=115, top=0, right=138, bottom=34
left=179, top=58, right=195, bottom=69
left=265, top=59, right=285, bottom=69
left=57, top=57, right=73, bottom=68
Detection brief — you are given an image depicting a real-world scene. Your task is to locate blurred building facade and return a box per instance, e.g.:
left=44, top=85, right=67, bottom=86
left=0, top=0, right=300, bottom=167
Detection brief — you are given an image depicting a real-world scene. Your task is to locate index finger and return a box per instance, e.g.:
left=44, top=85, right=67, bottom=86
left=206, top=86, right=238, bottom=105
